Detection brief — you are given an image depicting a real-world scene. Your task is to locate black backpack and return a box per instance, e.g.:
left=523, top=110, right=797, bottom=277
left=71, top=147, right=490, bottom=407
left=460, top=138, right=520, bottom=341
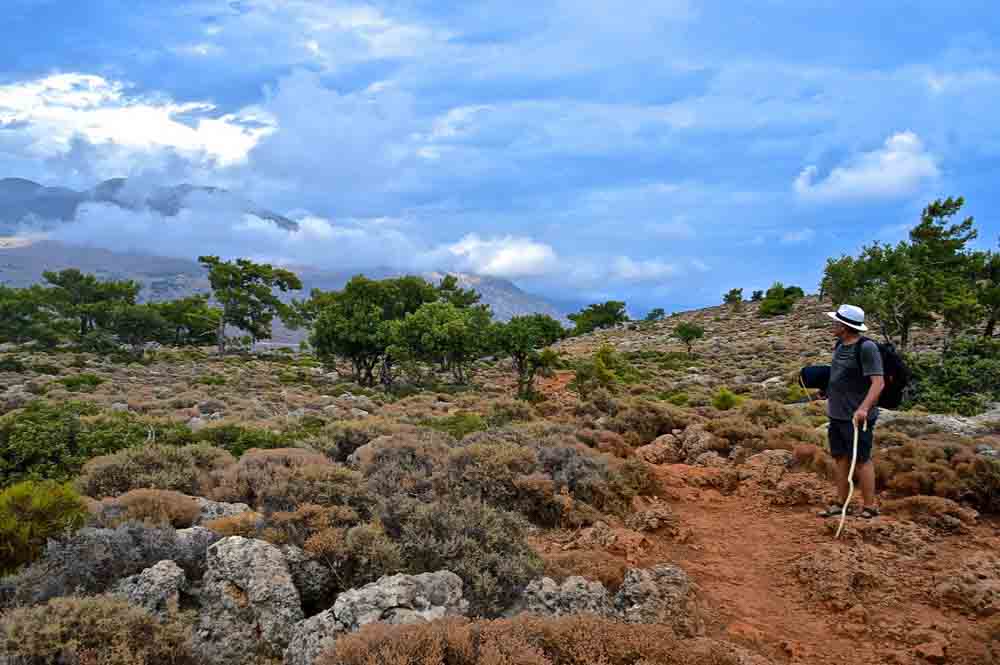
left=849, top=337, right=911, bottom=409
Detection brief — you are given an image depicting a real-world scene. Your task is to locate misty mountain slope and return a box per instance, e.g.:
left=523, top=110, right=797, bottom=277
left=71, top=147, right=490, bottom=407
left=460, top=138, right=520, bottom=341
left=0, top=177, right=298, bottom=231
left=0, top=240, right=568, bottom=339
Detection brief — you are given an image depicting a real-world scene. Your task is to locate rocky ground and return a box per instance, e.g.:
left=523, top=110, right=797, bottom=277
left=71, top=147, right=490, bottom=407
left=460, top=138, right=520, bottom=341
left=1, top=296, right=998, bottom=664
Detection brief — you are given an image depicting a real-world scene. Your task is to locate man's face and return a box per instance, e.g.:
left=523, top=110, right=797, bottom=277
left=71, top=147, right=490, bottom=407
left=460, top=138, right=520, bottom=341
left=832, top=321, right=848, bottom=338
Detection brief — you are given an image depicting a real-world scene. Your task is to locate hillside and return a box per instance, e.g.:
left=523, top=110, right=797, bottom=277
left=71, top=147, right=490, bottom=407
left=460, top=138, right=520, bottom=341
left=0, top=296, right=998, bottom=665
left=0, top=239, right=568, bottom=328
left=0, top=177, right=298, bottom=231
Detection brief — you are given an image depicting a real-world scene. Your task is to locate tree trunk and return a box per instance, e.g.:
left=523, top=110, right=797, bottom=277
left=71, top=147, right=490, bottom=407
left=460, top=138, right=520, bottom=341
left=985, top=314, right=998, bottom=339
left=216, top=317, right=226, bottom=355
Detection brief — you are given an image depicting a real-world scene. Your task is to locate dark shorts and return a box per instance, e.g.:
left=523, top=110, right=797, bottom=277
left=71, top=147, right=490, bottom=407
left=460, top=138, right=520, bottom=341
left=828, top=419, right=875, bottom=463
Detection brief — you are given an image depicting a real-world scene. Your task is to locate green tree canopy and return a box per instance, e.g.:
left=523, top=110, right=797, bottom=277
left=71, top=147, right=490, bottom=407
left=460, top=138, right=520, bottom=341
left=43, top=269, right=140, bottom=340
left=0, top=286, right=63, bottom=347
left=198, top=256, right=302, bottom=354
left=493, top=314, right=565, bottom=398
left=644, top=308, right=666, bottom=322
left=568, top=301, right=628, bottom=335
left=672, top=321, right=704, bottom=356
left=152, top=295, right=221, bottom=347
left=820, top=197, right=981, bottom=348
left=388, top=300, right=493, bottom=383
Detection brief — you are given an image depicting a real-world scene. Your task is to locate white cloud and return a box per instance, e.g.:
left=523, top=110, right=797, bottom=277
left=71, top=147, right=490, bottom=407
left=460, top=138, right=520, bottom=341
left=444, top=234, right=559, bottom=278
left=0, top=73, right=274, bottom=167
left=794, top=131, right=939, bottom=202
left=781, top=228, right=815, bottom=244
left=609, top=256, right=679, bottom=282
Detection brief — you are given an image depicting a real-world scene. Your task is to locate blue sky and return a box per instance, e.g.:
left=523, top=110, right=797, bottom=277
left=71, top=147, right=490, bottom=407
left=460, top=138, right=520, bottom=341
left=2, top=0, right=999, bottom=313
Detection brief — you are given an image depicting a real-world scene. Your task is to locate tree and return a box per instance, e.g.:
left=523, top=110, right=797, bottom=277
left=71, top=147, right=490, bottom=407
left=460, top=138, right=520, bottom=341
left=644, top=308, right=666, bottom=322
left=110, top=304, right=169, bottom=358
left=198, top=256, right=302, bottom=354
left=568, top=301, right=628, bottom=336
left=751, top=290, right=764, bottom=302
left=723, top=288, right=743, bottom=311
left=309, top=275, right=440, bottom=386
left=672, top=321, right=704, bottom=356
left=43, top=269, right=140, bottom=340
left=388, top=301, right=493, bottom=384
left=493, top=314, right=565, bottom=399
left=0, top=286, right=63, bottom=347
left=437, top=275, right=482, bottom=309
left=974, top=249, right=1000, bottom=338
left=821, top=197, right=981, bottom=349
left=757, top=282, right=799, bottom=317
left=153, top=295, right=221, bottom=347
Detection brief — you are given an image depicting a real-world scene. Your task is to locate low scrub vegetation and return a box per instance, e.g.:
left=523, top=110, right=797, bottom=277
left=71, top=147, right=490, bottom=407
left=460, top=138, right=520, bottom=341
left=0, top=481, right=88, bottom=575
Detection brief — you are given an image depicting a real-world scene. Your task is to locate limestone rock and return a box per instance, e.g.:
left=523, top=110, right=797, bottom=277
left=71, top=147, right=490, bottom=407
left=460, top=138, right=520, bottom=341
left=193, top=497, right=251, bottom=525
left=634, top=433, right=684, bottom=465
left=284, top=570, right=467, bottom=665
left=194, top=537, right=304, bottom=665
left=280, top=545, right=337, bottom=613
left=514, top=576, right=615, bottom=618
left=113, top=560, right=186, bottom=617
left=740, top=450, right=793, bottom=487
left=615, top=564, right=704, bottom=636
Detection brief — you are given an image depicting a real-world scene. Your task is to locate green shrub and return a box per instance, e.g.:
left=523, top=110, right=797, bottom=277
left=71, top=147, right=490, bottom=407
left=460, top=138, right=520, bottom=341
left=739, top=399, right=793, bottom=428
left=605, top=399, right=689, bottom=446
left=711, top=387, right=741, bottom=411
left=58, top=373, right=105, bottom=393
left=194, top=423, right=290, bottom=456
left=0, top=481, right=88, bottom=575
left=77, top=443, right=234, bottom=498
left=305, top=418, right=414, bottom=463
left=28, top=362, right=61, bottom=375
left=0, top=596, right=196, bottom=665
left=0, top=401, right=84, bottom=486
left=420, top=412, right=487, bottom=441
left=390, top=497, right=543, bottom=617
left=0, top=357, right=26, bottom=373
left=304, top=521, right=403, bottom=593
left=195, top=373, right=227, bottom=386
left=758, top=282, right=800, bottom=317
left=906, top=337, right=1000, bottom=416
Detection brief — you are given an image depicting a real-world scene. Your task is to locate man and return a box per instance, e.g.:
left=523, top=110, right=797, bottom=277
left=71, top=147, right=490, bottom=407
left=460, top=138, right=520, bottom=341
left=817, top=304, right=885, bottom=520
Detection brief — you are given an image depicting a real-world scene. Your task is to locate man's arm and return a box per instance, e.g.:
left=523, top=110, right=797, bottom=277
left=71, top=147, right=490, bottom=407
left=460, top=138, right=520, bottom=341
left=854, top=375, right=884, bottom=426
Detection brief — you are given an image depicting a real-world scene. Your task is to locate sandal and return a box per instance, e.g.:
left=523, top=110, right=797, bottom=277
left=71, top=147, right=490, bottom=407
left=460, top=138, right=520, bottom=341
left=817, top=504, right=849, bottom=518
left=859, top=507, right=880, bottom=519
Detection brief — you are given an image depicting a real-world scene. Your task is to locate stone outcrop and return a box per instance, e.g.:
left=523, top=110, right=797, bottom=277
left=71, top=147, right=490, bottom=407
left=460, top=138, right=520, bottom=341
left=194, top=537, right=304, bottom=665
left=113, top=559, right=186, bottom=617
left=284, top=570, right=468, bottom=665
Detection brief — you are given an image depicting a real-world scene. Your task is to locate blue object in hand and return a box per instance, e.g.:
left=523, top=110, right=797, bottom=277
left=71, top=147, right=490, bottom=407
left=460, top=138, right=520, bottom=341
left=799, top=365, right=831, bottom=391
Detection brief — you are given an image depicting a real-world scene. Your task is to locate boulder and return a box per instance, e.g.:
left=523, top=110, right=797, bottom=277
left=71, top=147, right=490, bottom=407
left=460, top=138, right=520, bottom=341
left=194, top=537, right=304, bottom=665
left=740, top=450, right=792, bottom=487
left=280, top=545, right=337, bottom=613
left=614, top=564, right=704, bottom=637
left=513, top=576, right=615, bottom=618
left=113, top=560, right=186, bottom=617
left=193, top=497, right=251, bottom=525
left=634, top=433, right=684, bottom=465
left=284, top=570, right=467, bottom=665
left=197, top=399, right=227, bottom=416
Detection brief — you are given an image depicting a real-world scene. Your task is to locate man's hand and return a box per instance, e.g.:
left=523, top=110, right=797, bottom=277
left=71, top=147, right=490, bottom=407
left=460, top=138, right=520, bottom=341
left=852, top=408, right=868, bottom=428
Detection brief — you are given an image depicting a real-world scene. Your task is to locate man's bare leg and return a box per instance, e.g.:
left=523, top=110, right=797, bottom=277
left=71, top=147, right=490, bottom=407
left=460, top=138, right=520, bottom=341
left=835, top=457, right=851, bottom=505
left=857, top=460, right=876, bottom=508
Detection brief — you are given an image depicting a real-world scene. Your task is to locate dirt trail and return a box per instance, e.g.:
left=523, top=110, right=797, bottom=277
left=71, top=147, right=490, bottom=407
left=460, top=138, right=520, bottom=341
left=649, top=483, right=999, bottom=665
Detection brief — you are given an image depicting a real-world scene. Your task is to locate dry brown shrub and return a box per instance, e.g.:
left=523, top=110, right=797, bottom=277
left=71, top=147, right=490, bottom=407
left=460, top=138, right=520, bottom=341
left=0, top=596, right=196, bottom=665
left=764, top=425, right=822, bottom=452
left=93, top=489, right=200, bottom=528
left=792, top=444, right=835, bottom=479
left=541, top=550, right=630, bottom=590
left=738, top=400, right=793, bottom=429
left=212, top=448, right=368, bottom=513
left=605, top=399, right=690, bottom=446
left=882, top=495, right=978, bottom=532
left=704, top=416, right=766, bottom=450
left=356, top=432, right=453, bottom=500
left=304, top=521, right=402, bottom=590
left=204, top=511, right=263, bottom=538
left=321, top=615, right=761, bottom=665
left=574, top=429, right=631, bottom=458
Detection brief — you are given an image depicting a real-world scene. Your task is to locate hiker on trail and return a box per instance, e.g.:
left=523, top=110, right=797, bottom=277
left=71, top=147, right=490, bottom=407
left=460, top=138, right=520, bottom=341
left=817, top=304, right=884, bottom=520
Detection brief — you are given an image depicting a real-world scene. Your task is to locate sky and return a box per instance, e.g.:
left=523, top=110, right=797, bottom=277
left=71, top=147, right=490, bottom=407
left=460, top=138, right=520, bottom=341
left=2, top=0, right=1000, bottom=314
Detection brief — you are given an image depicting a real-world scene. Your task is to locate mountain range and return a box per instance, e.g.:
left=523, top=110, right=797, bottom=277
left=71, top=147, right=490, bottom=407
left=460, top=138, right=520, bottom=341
left=0, top=177, right=297, bottom=231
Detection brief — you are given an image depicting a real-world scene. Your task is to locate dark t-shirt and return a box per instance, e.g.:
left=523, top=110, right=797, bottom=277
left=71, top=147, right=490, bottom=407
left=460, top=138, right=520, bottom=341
left=827, top=338, right=883, bottom=421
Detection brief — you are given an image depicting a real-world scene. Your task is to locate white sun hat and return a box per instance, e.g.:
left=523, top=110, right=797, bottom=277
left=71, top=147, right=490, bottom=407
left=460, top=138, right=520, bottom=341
left=826, top=304, right=868, bottom=331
